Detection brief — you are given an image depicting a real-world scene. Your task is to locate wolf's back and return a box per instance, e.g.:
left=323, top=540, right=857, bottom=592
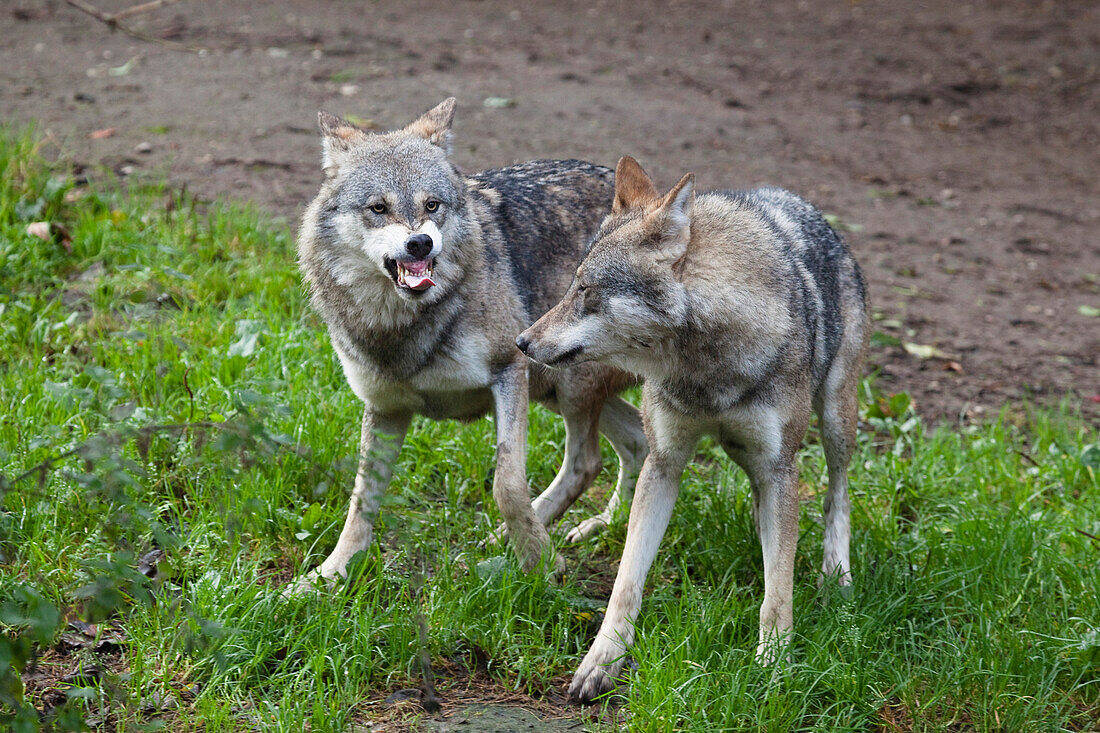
left=710, top=187, right=867, bottom=386
left=468, top=160, right=614, bottom=322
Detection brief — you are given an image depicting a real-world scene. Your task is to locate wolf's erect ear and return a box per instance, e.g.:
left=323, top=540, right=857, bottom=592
left=318, top=111, right=367, bottom=177
left=613, top=156, right=659, bottom=213
left=658, top=173, right=695, bottom=227
left=646, top=173, right=694, bottom=262
left=404, top=97, right=457, bottom=152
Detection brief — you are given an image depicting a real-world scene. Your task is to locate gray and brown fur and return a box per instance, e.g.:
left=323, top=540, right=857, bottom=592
left=290, top=100, right=647, bottom=591
left=517, top=156, right=869, bottom=701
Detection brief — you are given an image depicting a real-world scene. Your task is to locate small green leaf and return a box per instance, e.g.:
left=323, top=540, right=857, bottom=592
left=84, top=364, right=116, bottom=385
left=302, top=502, right=324, bottom=532
left=889, top=392, right=912, bottom=416
left=871, top=331, right=902, bottom=348
left=1081, top=444, right=1100, bottom=471
left=228, top=319, right=264, bottom=357
left=163, top=266, right=192, bottom=281
left=109, top=401, right=136, bottom=421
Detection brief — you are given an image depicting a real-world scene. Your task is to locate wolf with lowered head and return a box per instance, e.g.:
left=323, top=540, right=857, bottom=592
left=516, top=156, right=869, bottom=701
left=290, top=100, right=646, bottom=591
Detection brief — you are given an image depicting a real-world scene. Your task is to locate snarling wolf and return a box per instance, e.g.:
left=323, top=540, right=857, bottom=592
left=517, top=156, right=869, bottom=700
left=290, top=99, right=647, bottom=591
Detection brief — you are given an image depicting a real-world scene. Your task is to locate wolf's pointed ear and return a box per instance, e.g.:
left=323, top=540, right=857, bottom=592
left=645, top=173, right=694, bottom=262
left=613, top=156, right=659, bottom=213
left=658, top=173, right=695, bottom=230
left=318, top=111, right=367, bottom=177
left=404, top=97, right=457, bottom=152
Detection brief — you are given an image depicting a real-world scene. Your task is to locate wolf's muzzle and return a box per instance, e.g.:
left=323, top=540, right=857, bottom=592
left=405, top=233, right=433, bottom=259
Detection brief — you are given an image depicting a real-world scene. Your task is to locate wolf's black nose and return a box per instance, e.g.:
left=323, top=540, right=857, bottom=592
left=405, top=233, right=433, bottom=259
left=515, top=334, right=530, bottom=354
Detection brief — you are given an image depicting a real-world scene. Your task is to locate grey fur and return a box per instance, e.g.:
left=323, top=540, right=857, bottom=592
left=288, top=101, right=647, bottom=591
left=517, top=156, right=869, bottom=701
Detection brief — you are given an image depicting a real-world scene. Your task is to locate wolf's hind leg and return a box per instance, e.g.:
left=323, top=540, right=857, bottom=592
left=817, top=363, right=859, bottom=586
left=742, top=453, right=800, bottom=664
left=529, top=407, right=604, bottom=526
left=566, top=396, right=647, bottom=543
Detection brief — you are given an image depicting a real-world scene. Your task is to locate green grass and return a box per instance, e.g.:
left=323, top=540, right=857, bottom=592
left=1, top=128, right=1098, bottom=731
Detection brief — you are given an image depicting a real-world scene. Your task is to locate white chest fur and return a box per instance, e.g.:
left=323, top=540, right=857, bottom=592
left=335, top=331, right=496, bottom=417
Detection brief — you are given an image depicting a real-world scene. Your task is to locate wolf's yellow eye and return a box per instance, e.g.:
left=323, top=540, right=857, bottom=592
left=425, top=200, right=440, bottom=213
left=370, top=203, right=387, bottom=215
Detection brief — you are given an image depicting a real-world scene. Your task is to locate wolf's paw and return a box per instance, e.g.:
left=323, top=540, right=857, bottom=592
left=568, top=641, right=626, bottom=703
left=281, top=567, right=339, bottom=599
left=816, top=563, right=852, bottom=589
left=516, top=546, right=566, bottom=579
left=564, top=515, right=609, bottom=544
left=480, top=522, right=509, bottom=549
left=550, top=551, right=567, bottom=580
left=754, top=636, right=793, bottom=667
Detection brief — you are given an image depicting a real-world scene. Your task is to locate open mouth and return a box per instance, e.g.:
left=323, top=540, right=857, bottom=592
left=385, top=257, right=436, bottom=292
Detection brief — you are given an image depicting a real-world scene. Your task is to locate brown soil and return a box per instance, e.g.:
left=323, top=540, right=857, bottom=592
left=3, top=0, right=1097, bottom=425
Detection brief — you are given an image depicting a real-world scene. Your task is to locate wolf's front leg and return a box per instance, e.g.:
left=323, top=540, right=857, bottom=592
left=286, top=409, right=411, bottom=594
left=569, top=447, right=688, bottom=702
left=491, top=363, right=558, bottom=573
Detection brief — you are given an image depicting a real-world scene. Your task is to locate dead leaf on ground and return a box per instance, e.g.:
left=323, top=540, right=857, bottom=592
left=943, top=360, right=964, bottom=373
left=89, top=127, right=117, bottom=139
left=903, top=342, right=953, bottom=360
left=483, top=96, right=517, bottom=108
left=26, top=221, right=51, bottom=240
left=108, top=57, right=139, bottom=77
left=26, top=221, right=73, bottom=252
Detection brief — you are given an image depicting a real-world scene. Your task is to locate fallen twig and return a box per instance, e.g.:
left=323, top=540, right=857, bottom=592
left=64, top=0, right=204, bottom=53
left=1075, top=528, right=1100, bottom=545
left=111, top=0, right=184, bottom=22
left=212, top=157, right=295, bottom=170
left=1014, top=449, right=1040, bottom=467
left=411, top=555, right=443, bottom=714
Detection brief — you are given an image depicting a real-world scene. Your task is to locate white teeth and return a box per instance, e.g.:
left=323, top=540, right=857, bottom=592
left=396, top=262, right=433, bottom=281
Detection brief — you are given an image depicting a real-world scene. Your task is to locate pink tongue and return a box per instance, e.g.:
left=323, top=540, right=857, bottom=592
left=404, top=274, right=435, bottom=290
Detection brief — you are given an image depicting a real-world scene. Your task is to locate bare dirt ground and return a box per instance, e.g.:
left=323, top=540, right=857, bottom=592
left=4, top=0, right=1098, bottom=424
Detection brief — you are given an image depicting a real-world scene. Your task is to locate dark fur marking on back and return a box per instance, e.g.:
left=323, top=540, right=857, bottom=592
left=708, top=188, right=860, bottom=383
left=469, top=160, right=614, bottom=320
